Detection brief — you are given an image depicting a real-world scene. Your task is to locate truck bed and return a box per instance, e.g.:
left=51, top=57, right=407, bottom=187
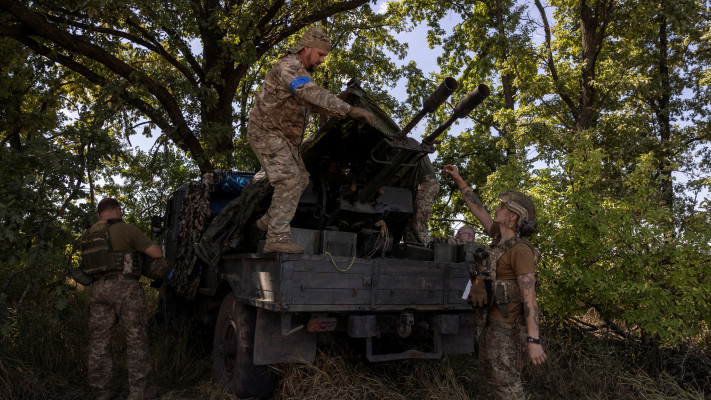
left=205, top=253, right=473, bottom=313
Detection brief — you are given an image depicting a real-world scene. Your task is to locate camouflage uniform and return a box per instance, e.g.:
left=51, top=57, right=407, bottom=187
left=478, top=240, right=537, bottom=400
left=248, top=49, right=351, bottom=243
left=84, top=221, right=155, bottom=400
left=479, top=318, right=528, bottom=399
left=403, top=157, right=440, bottom=245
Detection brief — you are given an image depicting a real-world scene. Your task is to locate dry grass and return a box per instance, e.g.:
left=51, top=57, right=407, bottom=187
left=1, top=279, right=709, bottom=399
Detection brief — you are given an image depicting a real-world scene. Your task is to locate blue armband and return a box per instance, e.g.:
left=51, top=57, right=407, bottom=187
left=289, top=76, right=312, bottom=96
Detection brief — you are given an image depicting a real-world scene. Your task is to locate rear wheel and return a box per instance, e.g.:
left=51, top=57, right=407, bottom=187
left=212, top=293, right=276, bottom=398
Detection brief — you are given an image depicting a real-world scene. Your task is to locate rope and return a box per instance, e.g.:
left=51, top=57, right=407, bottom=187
left=365, top=220, right=389, bottom=259
left=324, top=252, right=356, bottom=272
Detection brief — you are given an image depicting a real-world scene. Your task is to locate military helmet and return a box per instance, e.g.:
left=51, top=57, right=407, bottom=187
left=498, top=190, right=537, bottom=236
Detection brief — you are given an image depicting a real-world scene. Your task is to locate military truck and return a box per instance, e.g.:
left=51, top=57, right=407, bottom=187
left=151, top=78, right=490, bottom=398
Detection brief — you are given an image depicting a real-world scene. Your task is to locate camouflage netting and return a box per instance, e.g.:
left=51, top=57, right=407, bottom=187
left=173, top=173, right=215, bottom=300
left=194, top=172, right=273, bottom=267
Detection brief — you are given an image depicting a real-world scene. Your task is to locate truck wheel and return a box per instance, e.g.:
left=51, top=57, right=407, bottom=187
left=213, top=293, right=276, bottom=398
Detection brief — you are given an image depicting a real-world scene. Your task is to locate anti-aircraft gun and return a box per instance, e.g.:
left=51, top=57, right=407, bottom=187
left=295, top=78, right=490, bottom=253
left=152, top=78, right=490, bottom=398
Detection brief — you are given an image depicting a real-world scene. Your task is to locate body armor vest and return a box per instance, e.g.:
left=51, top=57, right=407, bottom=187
left=481, top=236, right=539, bottom=318
left=80, top=219, right=142, bottom=277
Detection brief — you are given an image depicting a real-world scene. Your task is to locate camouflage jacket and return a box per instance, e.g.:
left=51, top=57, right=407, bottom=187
left=248, top=53, right=352, bottom=148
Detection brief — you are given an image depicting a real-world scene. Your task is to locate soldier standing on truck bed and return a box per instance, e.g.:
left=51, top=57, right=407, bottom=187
left=248, top=26, right=376, bottom=254
left=78, top=198, right=169, bottom=400
left=442, top=165, right=547, bottom=400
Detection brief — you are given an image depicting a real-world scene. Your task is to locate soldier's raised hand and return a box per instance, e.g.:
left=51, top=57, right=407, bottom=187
left=347, top=107, right=376, bottom=126
left=442, top=164, right=458, bottom=177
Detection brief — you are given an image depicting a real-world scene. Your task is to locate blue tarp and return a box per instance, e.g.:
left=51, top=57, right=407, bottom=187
left=210, top=171, right=255, bottom=214
left=213, top=170, right=253, bottom=194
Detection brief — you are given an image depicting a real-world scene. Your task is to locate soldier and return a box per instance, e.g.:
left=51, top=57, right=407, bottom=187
left=248, top=26, right=376, bottom=254
left=442, top=165, right=546, bottom=400
left=455, top=225, right=475, bottom=242
left=403, top=159, right=440, bottom=246
left=79, top=198, right=167, bottom=400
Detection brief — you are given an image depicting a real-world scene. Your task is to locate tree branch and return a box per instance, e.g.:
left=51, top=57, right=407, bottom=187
left=533, top=0, right=578, bottom=119
left=0, top=0, right=211, bottom=172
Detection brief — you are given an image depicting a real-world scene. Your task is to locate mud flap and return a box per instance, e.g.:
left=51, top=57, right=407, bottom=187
left=253, top=309, right=317, bottom=365
left=440, top=313, right=476, bottom=354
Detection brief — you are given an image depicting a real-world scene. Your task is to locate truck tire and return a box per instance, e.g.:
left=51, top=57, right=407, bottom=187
left=213, top=293, right=276, bottom=398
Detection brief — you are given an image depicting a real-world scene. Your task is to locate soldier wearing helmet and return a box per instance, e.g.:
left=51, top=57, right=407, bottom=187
left=442, top=164, right=546, bottom=400
left=248, top=26, right=377, bottom=254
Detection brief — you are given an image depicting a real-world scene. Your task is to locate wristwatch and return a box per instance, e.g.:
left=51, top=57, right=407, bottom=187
left=526, top=336, right=542, bottom=344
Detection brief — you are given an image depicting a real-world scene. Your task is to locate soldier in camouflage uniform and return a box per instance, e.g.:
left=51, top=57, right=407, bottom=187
left=443, top=165, right=547, bottom=400
left=403, top=158, right=440, bottom=245
left=248, top=26, right=376, bottom=254
left=80, top=198, right=165, bottom=400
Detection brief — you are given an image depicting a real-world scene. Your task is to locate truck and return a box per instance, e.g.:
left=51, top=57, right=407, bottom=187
left=151, top=78, right=490, bottom=398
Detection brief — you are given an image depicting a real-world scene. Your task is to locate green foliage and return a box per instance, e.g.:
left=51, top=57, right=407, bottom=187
left=2, top=0, right=409, bottom=173
left=394, top=0, right=711, bottom=347
left=533, top=143, right=711, bottom=344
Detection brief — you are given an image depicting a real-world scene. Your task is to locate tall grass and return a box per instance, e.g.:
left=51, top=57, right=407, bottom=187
left=1, top=277, right=708, bottom=399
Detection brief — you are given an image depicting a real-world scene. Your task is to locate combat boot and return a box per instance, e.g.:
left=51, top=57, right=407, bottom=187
left=263, top=239, right=304, bottom=254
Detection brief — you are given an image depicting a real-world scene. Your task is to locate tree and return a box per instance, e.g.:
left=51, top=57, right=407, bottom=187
left=521, top=0, right=711, bottom=345
left=0, top=0, right=375, bottom=173
left=391, top=0, right=711, bottom=345
left=390, top=0, right=538, bottom=238
left=0, top=38, right=100, bottom=332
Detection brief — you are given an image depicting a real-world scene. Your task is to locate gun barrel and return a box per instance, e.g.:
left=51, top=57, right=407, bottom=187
left=397, top=77, right=458, bottom=139
left=422, top=84, right=490, bottom=145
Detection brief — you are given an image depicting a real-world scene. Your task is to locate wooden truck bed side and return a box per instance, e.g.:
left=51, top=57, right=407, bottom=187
left=205, top=253, right=472, bottom=312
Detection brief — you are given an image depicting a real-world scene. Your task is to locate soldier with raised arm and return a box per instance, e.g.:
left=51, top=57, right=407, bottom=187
left=442, top=164, right=546, bottom=400
left=248, top=26, right=376, bottom=254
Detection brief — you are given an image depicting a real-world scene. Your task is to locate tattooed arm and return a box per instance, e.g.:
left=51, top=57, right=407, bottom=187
left=442, top=164, right=494, bottom=234
left=518, top=272, right=547, bottom=366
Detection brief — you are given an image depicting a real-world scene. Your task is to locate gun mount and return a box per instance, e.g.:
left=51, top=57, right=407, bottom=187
left=296, top=78, right=490, bottom=246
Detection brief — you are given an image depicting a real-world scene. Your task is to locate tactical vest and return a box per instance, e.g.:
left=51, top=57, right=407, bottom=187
left=79, top=219, right=142, bottom=278
left=481, top=236, right=539, bottom=318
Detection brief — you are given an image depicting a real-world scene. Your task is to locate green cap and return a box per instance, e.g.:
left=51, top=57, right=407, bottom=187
left=288, top=27, right=331, bottom=54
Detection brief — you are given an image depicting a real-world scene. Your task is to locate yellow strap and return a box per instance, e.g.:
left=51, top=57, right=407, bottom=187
left=324, top=251, right=356, bottom=272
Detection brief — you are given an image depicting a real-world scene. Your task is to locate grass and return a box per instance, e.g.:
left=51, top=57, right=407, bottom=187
left=1, top=278, right=709, bottom=400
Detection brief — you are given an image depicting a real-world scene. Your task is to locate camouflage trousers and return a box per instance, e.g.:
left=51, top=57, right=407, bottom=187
left=88, top=278, right=151, bottom=394
left=248, top=126, right=310, bottom=243
left=403, top=173, right=439, bottom=245
left=478, top=318, right=528, bottom=400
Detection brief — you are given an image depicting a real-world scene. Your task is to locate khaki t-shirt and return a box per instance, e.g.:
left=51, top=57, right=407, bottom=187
left=488, top=242, right=536, bottom=323
left=89, top=221, right=154, bottom=253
